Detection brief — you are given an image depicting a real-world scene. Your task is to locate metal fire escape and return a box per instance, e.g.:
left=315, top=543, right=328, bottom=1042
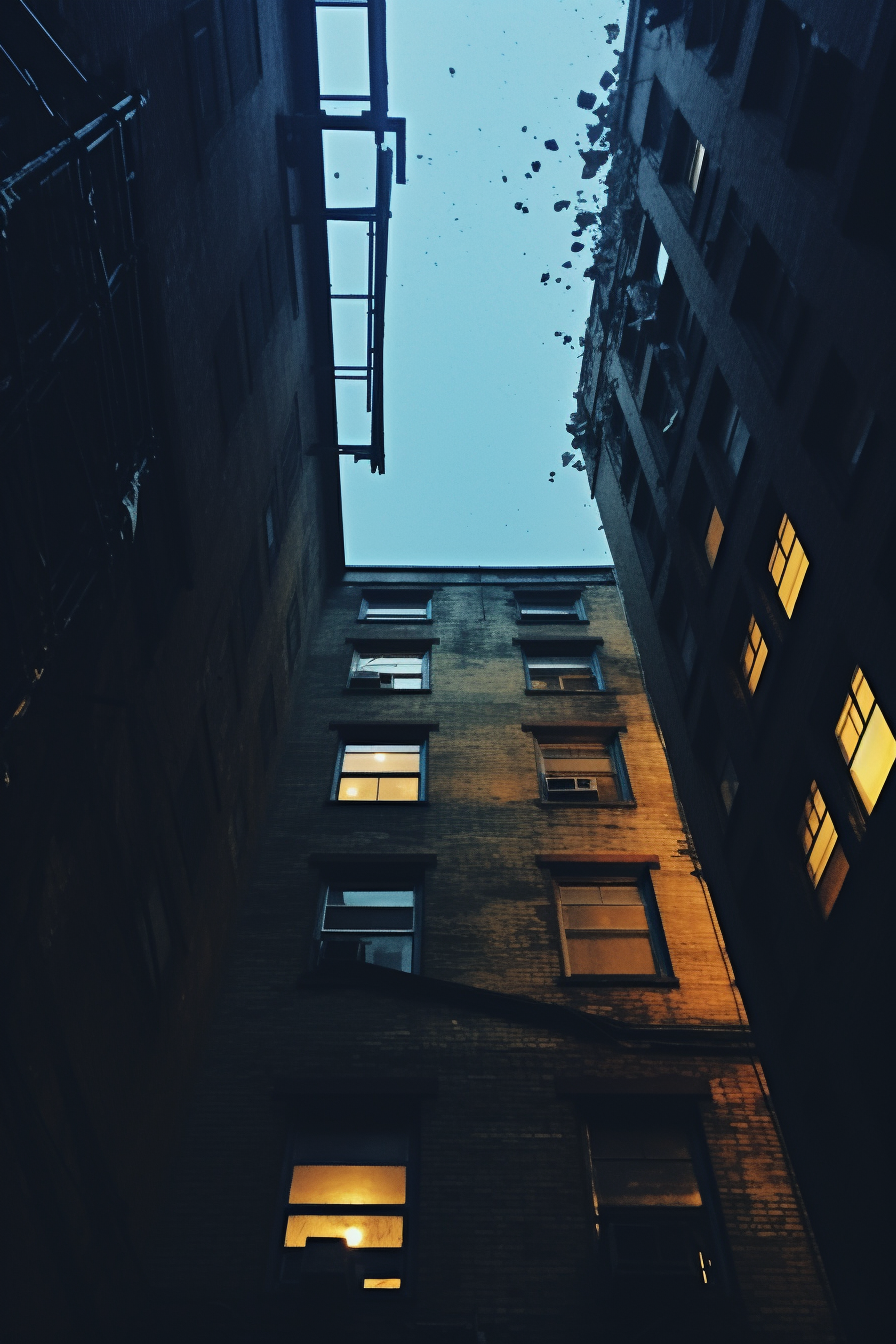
left=277, top=0, right=406, bottom=474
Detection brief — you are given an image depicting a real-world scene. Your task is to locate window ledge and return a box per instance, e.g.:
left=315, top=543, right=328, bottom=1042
left=559, top=974, right=679, bottom=988
left=358, top=618, right=434, bottom=624
left=537, top=799, right=637, bottom=809
left=342, top=687, right=433, bottom=695
left=328, top=799, right=429, bottom=806
left=517, top=618, right=589, bottom=626
left=524, top=688, right=611, bottom=696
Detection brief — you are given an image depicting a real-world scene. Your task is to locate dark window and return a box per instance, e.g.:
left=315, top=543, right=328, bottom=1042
left=183, top=0, right=222, bottom=154
left=641, top=79, right=674, bottom=155
left=742, top=0, right=808, bottom=120
left=517, top=590, right=587, bottom=623
left=535, top=733, right=633, bottom=804
left=221, top=0, right=261, bottom=107
left=631, top=478, right=666, bottom=589
left=554, top=874, right=671, bottom=978
left=214, top=301, right=247, bottom=440
left=523, top=645, right=604, bottom=692
left=348, top=650, right=429, bottom=692
left=335, top=740, right=426, bottom=803
left=660, top=112, right=708, bottom=202
left=317, top=878, right=421, bottom=973
left=258, top=675, right=276, bottom=769
left=239, top=547, right=262, bottom=653
left=731, top=228, right=803, bottom=386
left=264, top=485, right=281, bottom=578
left=695, top=694, right=738, bottom=815
left=802, top=349, right=876, bottom=483
left=359, top=591, right=432, bottom=622
left=687, top=0, right=747, bottom=75
left=660, top=576, right=698, bottom=683
left=699, top=370, right=751, bottom=476
left=708, top=189, right=750, bottom=293
left=286, top=592, right=301, bottom=671
left=280, top=1114, right=410, bottom=1291
left=588, top=1111, right=724, bottom=1288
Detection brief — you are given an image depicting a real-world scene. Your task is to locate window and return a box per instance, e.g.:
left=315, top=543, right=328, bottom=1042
left=687, top=138, right=707, bottom=194
left=281, top=1118, right=409, bottom=1291
left=700, top=370, right=750, bottom=476
left=348, top=650, right=428, bottom=692
left=656, top=242, right=669, bottom=283
left=732, top=229, right=802, bottom=382
left=704, top=507, right=724, bottom=568
left=834, top=668, right=896, bottom=814
left=556, top=879, right=669, bottom=977
left=523, top=647, right=604, bottom=692
left=359, top=591, right=431, bottom=622
left=317, top=880, right=419, bottom=973
left=740, top=616, right=767, bottom=695
left=588, top=1116, right=719, bottom=1286
left=517, top=591, right=586, bottom=622
left=799, top=781, right=849, bottom=918
left=536, top=734, right=632, bottom=804
left=768, top=513, right=808, bottom=617
left=631, top=480, right=666, bottom=590
left=335, top=743, right=424, bottom=802
left=661, top=576, right=698, bottom=684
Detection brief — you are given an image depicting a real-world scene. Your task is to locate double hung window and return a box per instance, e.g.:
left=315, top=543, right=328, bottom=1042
left=739, top=616, right=768, bottom=695
left=348, top=650, right=428, bottom=692
left=768, top=514, right=808, bottom=616
left=523, top=647, right=604, bottom=692
left=517, top=591, right=586, bottom=623
left=359, top=591, right=431, bottom=622
left=556, top=879, right=670, bottom=978
left=798, top=781, right=848, bottom=918
left=588, top=1116, right=720, bottom=1287
left=317, top=881, right=419, bottom=973
left=335, top=742, right=425, bottom=802
left=834, top=667, right=896, bottom=814
left=281, top=1117, right=409, bottom=1291
left=536, top=735, right=632, bottom=804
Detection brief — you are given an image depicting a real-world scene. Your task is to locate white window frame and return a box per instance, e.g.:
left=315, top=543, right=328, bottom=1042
left=516, top=591, right=587, bottom=623
left=522, top=646, right=605, bottom=693
left=358, top=592, right=432, bottom=623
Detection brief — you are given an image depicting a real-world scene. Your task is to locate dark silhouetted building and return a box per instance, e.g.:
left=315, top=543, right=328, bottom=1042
left=146, top=567, right=836, bottom=1343
left=574, top=2, right=896, bottom=1336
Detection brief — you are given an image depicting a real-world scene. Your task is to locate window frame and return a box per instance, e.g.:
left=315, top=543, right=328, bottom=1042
left=515, top=590, right=588, bottom=624
left=798, top=780, right=849, bottom=919
left=533, top=731, right=634, bottom=807
left=767, top=512, right=809, bottom=618
left=331, top=736, right=428, bottom=804
left=346, top=647, right=431, bottom=693
left=739, top=615, right=768, bottom=696
left=314, top=872, right=423, bottom=975
left=551, top=868, right=674, bottom=985
left=834, top=667, right=896, bottom=816
left=358, top=591, right=433, bottom=623
left=521, top=642, right=606, bottom=694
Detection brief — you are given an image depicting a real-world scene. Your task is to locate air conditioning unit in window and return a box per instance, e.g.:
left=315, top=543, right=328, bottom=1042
left=546, top=776, right=597, bottom=793
left=349, top=670, right=383, bottom=691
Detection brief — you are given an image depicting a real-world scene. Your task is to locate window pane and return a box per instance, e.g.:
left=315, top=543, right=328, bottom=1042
left=393, top=678, right=423, bottom=690
left=799, top=784, right=838, bottom=887
left=343, top=750, right=420, bottom=774
left=740, top=616, right=768, bottom=695
left=567, top=934, right=656, bottom=975
left=687, top=140, right=706, bottom=192
left=338, top=777, right=378, bottom=801
left=364, top=934, right=413, bottom=971
left=563, top=906, right=649, bottom=930
left=850, top=703, right=896, bottom=813
left=594, top=1160, right=702, bottom=1207
left=769, top=514, right=808, bottom=617
left=704, top=507, right=724, bottom=567
left=357, top=656, right=425, bottom=676
left=341, top=890, right=415, bottom=907
left=527, top=656, right=594, bottom=670
left=285, top=1214, right=404, bottom=1248
left=323, top=907, right=414, bottom=931
left=377, top=776, right=419, bottom=801
left=363, top=1277, right=401, bottom=1289
left=592, top=1130, right=693, bottom=1161
left=289, top=1165, right=406, bottom=1205
left=559, top=884, right=643, bottom=905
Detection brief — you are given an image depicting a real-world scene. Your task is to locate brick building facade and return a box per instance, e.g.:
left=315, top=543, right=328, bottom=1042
left=146, top=569, right=837, bottom=1342
left=571, top=2, right=896, bottom=1336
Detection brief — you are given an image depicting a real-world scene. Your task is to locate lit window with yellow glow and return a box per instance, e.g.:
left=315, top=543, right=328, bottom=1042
left=768, top=514, right=808, bottom=617
left=798, top=782, right=850, bottom=918
left=687, top=139, right=707, bottom=193
left=336, top=743, right=422, bottom=802
left=740, top=616, right=768, bottom=695
left=704, top=507, right=724, bottom=568
left=557, top=880, right=669, bottom=978
left=283, top=1127, right=409, bottom=1290
left=834, top=668, right=896, bottom=814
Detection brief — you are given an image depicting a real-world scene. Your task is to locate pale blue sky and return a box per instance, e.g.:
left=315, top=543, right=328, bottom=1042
left=323, top=0, right=626, bottom=565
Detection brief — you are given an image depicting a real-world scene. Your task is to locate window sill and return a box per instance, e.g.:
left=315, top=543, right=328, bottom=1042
left=328, top=799, right=429, bottom=806
left=524, top=688, right=611, bottom=695
left=343, top=687, right=433, bottom=695
left=537, top=799, right=636, bottom=809
left=559, top=974, right=679, bottom=988
left=517, top=618, right=589, bottom=625
left=358, top=618, right=433, bottom=624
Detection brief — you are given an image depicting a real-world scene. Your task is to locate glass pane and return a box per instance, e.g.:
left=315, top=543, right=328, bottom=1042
left=593, top=1160, right=702, bottom=1207
left=544, top=754, right=613, bottom=773
left=567, top=934, right=656, bottom=975
left=289, top=1165, right=406, bottom=1205
left=315, top=4, right=370, bottom=97
left=343, top=750, right=420, bottom=774
left=393, top=677, right=423, bottom=690
left=285, top=1214, right=404, bottom=1249
left=592, top=1129, right=693, bottom=1161
left=688, top=140, right=706, bottom=192
left=559, top=884, right=642, bottom=905
left=357, top=657, right=425, bottom=675
left=341, top=891, right=415, bottom=907
left=558, top=675, right=597, bottom=692
left=377, top=776, right=419, bottom=801
left=363, top=1278, right=401, bottom=1290
left=704, top=507, right=724, bottom=567
left=563, top=906, right=649, bottom=930
left=338, top=777, right=378, bottom=801
left=851, top=703, right=896, bottom=813
left=323, top=907, right=414, bottom=931
left=364, top=935, right=413, bottom=972
left=527, top=657, right=593, bottom=670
